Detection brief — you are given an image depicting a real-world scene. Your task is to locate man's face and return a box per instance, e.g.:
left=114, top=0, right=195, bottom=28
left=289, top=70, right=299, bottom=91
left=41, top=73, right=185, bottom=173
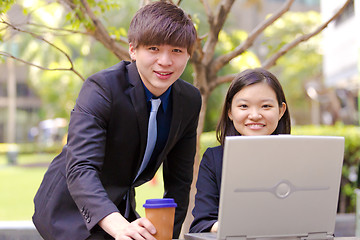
left=129, top=43, right=190, bottom=97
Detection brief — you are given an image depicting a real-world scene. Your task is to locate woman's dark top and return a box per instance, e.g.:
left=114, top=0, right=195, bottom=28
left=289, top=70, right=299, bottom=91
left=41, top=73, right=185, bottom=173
left=190, top=146, right=223, bottom=233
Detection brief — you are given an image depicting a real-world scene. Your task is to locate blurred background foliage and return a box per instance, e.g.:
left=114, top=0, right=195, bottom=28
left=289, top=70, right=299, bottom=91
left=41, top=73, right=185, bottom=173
left=263, top=11, right=323, bottom=125
left=1, top=0, right=323, bottom=129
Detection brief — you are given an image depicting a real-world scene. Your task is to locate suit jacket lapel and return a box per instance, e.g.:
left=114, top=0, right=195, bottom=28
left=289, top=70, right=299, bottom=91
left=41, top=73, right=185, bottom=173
left=127, top=70, right=184, bottom=183
left=152, top=80, right=183, bottom=171
left=166, top=80, right=183, bottom=150
left=126, top=63, right=148, bottom=171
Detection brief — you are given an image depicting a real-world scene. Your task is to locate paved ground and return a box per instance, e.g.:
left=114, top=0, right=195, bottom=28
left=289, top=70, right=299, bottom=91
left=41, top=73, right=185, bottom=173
left=0, top=214, right=357, bottom=240
left=335, top=213, right=356, bottom=237
left=0, top=221, right=42, bottom=240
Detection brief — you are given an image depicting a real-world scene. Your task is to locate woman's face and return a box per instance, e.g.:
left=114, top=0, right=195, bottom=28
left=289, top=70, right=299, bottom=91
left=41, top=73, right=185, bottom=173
left=228, top=82, right=286, bottom=136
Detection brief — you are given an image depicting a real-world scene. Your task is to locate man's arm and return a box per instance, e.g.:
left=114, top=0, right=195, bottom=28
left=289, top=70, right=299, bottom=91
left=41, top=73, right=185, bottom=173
left=163, top=87, right=202, bottom=237
left=66, top=76, right=118, bottom=230
left=66, top=73, right=158, bottom=239
left=163, top=133, right=196, bottom=237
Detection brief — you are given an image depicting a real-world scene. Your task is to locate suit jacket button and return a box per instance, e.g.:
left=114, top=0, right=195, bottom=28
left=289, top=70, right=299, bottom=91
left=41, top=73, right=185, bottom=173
left=87, top=217, right=91, bottom=223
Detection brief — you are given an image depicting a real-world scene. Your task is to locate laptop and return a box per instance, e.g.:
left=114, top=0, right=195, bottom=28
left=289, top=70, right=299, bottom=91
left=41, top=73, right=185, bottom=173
left=185, top=135, right=344, bottom=240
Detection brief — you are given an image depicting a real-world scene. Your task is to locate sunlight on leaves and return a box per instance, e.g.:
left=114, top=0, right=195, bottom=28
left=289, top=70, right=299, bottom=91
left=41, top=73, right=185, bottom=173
left=262, top=11, right=323, bottom=120
left=230, top=51, right=261, bottom=70
left=108, top=26, right=127, bottom=41
left=0, top=0, right=15, bottom=13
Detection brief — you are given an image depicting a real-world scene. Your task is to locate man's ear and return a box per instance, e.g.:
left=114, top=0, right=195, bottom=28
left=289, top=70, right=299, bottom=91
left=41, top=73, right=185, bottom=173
left=129, top=43, right=136, bottom=61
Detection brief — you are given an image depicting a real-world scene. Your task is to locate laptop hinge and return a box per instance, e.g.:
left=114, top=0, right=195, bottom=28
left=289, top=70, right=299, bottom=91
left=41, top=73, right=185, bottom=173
left=300, top=232, right=334, bottom=240
left=225, top=236, right=248, bottom=240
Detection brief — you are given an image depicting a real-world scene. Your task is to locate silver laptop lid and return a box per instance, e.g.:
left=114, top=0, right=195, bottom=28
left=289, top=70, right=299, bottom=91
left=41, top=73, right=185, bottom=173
left=218, top=135, right=344, bottom=240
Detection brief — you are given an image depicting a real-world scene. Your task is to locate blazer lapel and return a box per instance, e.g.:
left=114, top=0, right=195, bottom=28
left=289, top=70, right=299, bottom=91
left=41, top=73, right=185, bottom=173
left=166, top=81, right=183, bottom=150
left=126, top=63, right=148, bottom=171
left=129, top=75, right=184, bottom=184
left=152, top=80, right=183, bottom=171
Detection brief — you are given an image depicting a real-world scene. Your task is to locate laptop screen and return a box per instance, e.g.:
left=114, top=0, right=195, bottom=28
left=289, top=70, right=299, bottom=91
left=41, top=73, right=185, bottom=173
left=217, top=135, right=344, bottom=240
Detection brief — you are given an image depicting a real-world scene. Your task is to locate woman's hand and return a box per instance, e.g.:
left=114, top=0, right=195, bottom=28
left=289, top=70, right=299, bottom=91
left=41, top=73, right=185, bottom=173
left=210, top=221, right=218, bottom=233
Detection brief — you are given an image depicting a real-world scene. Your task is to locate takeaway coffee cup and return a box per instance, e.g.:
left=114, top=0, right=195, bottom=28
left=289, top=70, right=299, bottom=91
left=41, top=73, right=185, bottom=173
left=143, top=198, right=177, bottom=240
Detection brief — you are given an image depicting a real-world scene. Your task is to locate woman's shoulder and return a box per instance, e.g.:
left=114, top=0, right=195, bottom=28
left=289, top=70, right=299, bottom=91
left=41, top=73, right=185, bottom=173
left=200, top=145, right=223, bottom=183
left=202, top=145, right=223, bottom=165
left=204, top=145, right=223, bottom=155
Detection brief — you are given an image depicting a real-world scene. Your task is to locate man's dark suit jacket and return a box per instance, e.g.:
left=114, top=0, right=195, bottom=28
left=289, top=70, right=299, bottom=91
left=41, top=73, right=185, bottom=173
left=189, top=146, right=223, bottom=233
left=32, top=61, right=202, bottom=240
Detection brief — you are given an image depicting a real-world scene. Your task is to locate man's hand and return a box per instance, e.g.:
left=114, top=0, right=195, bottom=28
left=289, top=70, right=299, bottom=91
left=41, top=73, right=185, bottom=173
left=99, top=212, right=157, bottom=240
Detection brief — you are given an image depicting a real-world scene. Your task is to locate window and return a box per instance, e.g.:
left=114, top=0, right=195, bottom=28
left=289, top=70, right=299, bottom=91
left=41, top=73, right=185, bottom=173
left=335, top=0, right=354, bottom=26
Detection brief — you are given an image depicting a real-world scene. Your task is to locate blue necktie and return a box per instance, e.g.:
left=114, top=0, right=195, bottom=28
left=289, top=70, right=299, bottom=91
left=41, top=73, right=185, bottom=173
left=135, top=98, right=161, bottom=179
left=124, top=98, right=161, bottom=218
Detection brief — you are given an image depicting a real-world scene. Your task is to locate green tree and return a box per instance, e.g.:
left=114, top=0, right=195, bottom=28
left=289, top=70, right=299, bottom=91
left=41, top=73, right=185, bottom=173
left=263, top=11, right=323, bottom=124
left=1, top=0, right=351, bottom=138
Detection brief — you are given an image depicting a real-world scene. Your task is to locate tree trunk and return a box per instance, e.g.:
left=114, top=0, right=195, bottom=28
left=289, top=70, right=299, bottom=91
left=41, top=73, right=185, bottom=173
left=7, top=57, right=16, bottom=144
left=181, top=91, right=210, bottom=236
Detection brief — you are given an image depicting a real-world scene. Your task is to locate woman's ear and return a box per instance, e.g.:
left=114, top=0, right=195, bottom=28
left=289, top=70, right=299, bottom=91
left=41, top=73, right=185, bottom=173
left=228, top=109, right=233, bottom=121
left=278, top=102, right=286, bottom=120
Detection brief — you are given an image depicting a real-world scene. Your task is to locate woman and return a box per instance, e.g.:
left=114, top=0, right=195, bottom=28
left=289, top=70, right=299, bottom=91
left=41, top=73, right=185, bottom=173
left=189, top=68, right=291, bottom=233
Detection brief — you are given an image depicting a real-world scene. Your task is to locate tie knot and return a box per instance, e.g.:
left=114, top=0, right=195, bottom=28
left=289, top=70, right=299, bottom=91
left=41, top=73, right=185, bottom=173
left=150, top=98, right=161, bottom=112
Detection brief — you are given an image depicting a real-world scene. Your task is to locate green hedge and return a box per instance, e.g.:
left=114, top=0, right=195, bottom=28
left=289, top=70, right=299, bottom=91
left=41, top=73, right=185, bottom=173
left=0, top=142, right=63, bottom=155
left=200, top=124, right=360, bottom=213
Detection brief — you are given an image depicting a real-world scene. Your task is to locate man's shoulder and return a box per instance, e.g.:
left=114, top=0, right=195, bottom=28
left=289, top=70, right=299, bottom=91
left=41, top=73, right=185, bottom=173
left=174, top=79, right=201, bottom=102
left=176, top=78, right=198, bottom=91
left=83, top=61, right=133, bottom=90
left=91, top=61, right=130, bottom=78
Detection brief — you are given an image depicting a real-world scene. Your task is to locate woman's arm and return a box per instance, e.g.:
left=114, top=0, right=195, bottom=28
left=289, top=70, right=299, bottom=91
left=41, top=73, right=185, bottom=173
left=190, top=147, right=222, bottom=233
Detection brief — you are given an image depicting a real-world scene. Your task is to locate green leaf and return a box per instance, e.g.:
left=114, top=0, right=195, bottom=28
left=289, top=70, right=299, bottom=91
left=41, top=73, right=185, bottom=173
left=0, top=0, right=15, bottom=13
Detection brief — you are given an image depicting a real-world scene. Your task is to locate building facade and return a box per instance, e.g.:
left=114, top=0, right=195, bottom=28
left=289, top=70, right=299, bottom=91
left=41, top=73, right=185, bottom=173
left=321, top=0, right=359, bottom=124
left=0, top=61, right=41, bottom=143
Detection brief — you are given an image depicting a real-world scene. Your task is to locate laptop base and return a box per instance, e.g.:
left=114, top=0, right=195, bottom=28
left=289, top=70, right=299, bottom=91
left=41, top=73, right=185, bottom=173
left=185, top=232, right=334, bottom=240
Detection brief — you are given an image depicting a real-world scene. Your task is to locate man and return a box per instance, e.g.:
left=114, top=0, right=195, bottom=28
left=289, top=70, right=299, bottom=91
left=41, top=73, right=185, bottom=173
left=32, top=2, right=201, bottom=239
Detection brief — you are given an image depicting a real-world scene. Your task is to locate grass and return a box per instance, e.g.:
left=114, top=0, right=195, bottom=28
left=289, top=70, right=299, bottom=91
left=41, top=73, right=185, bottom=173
left=135, top=170, right=164, bottom=217
left=0, top=153, right=55, bottom=221
left=0, top=153, right=164, bottom=221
